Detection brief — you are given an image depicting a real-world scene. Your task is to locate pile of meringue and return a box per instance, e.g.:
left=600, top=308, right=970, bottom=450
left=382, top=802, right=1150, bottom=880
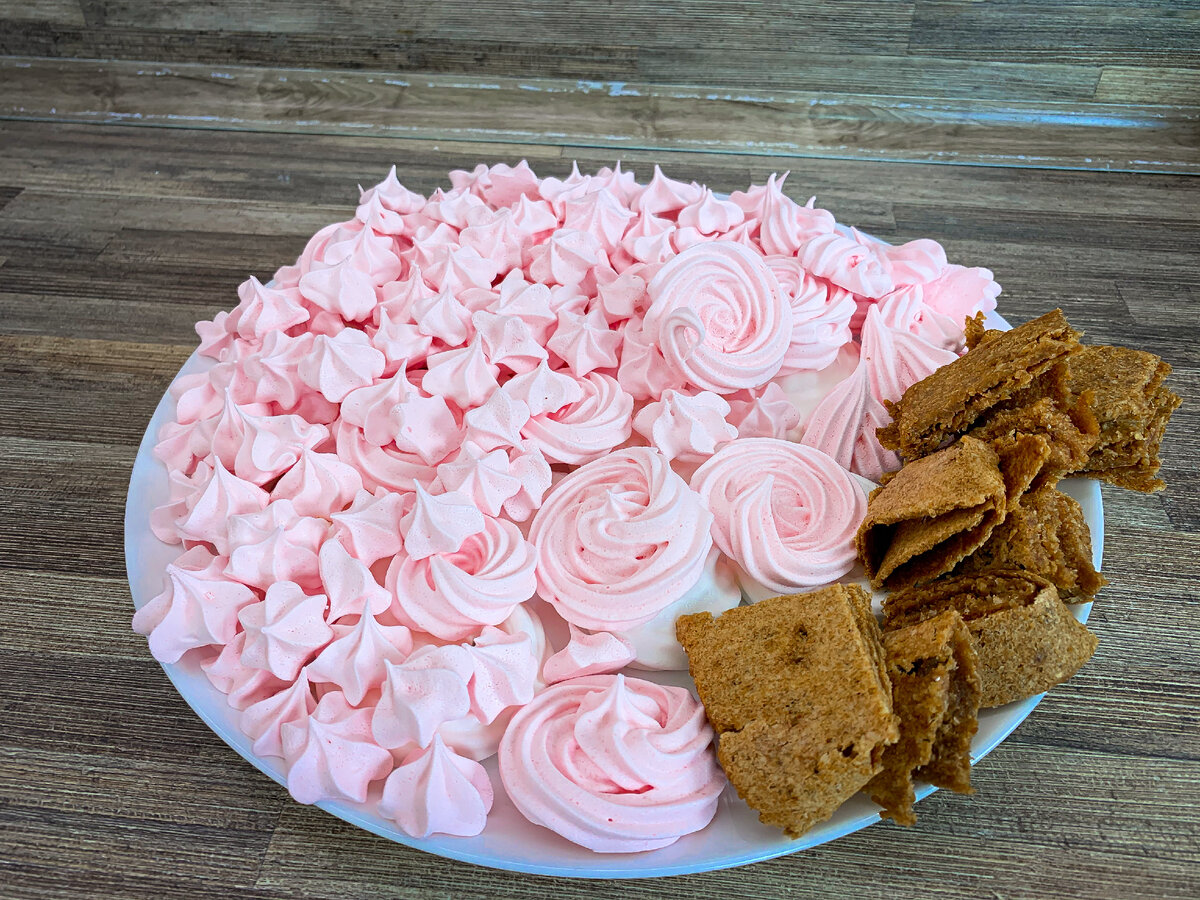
left=133, top=162, right=999, bottom=853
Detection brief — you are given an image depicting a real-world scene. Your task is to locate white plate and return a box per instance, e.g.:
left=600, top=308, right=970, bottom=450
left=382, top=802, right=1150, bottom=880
left=124, top=310, right=1101, bottom=878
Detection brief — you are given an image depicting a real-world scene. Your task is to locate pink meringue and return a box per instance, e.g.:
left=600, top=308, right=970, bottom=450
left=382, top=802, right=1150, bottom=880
left=299, top=260, right=379, bottom=323
left=379, top=735, right=494, bottom=838
left=594, top=268, right=647, bottom=323
left=521, top=372, right=634, bottom=466
left=307, top=606, right=414, bottom=705
left=503, top=359, right=584, bottom=417
left=691, top=438, right=867, bottom=596
left=798, top=230, right=894, bottom=299
left=529, top=447, right=714, bottom=631
left=799, top=350, right=901, bottom=483
left=238, top=580, right=333, bottom=681
left=766, top=255, right=856, bottom=374
left=921, top=263, right=1001, bottom=321
left=616, top=321, right=686, bottom=401
left=387, top=513, right=536, bottom=641
left=542, top=625, right=636, bottom=684
left=333, top=419, right=436, bottom=494
left=462, top=388, right=531, bottom=452
left=677, top=187, right=745, bottom=235
left=643, top=242, right=790, bottom=394
left=235, top=276, right=310, bottom=339
left=421, top=335, right=501, bottom=410
left=360, top=165, right=425, bottom=214
left=225, top=500, right=327, bottom=591
left=633, top=165, right=702, bottom=216
left=400, top=483, right=486, bottom=560
left=323, top=225, right=404, bottom=284
left=562, top=189, right=635, bottom=247
left=328, top=488, right=410, bottom=567
left=435, top=442, right=522, bottom=517
left=174, top=458, right=269, bottom=554
left=372, top=644, right=474, bottom=750
left=499, top=674, right=723, bottom=853
left=860, top=303, right=958, bottom=405
left=369, top=308, right=434, bottom=372
left=272, top=449, right=363, bottom=518
left=725, top=382, right=801, bottom=441
left=201, top=631, right=289, bottom=711
left=298, top=329, right=386, bottom=403
left=526, top=228, right=605, bottom=286
left=632, top=389, right=737, bottom=465
left=317, top=535, right=393, bottom=623
left=281, top=691, right=394, bottom=804
left=240, top=668, right=317, bottom=758
left=756, top=176, right=836, bottom=256
left=241, top=331, right=312, bottom=409
left=132, top=546, right=257, bottom=664
left=547, top=305, right=622, bottom=377
left=472, top=310, right=548, bottom=375
left=502, top=443, right=554, bottom=522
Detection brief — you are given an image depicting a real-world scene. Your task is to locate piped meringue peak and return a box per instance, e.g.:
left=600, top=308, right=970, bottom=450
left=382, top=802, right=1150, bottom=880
left=139, top=160, right=1000, bottom=852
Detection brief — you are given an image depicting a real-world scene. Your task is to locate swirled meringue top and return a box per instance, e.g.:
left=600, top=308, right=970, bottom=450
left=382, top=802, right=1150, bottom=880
left=498, top=674, right=723, bottom=853
left=691, top=438, right=867, bottom=594
left=529, top=447, right=714, bottom=631
left=642, top=242, right=790, bottom=394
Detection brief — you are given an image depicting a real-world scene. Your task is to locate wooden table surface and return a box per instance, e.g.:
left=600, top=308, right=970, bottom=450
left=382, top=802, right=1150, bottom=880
left=2, top=4, right=1199, bottom=898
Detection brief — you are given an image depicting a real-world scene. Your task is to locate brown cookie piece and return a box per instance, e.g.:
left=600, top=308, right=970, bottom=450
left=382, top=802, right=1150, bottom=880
left=883, top=571, right=1098, bottom=708
left=866, top=610, right=981, bottom=826
left=878, top=309, right=1082, bottom=459
left=856, top=437, right=1007, bottom=591
left=956, top=484, right=1106, bottom=601
left=969, top=392, right=1099, bottom=490
left=1067, top=345, right=1181, bottom=492
left=676, top=585, right=899, bottom=838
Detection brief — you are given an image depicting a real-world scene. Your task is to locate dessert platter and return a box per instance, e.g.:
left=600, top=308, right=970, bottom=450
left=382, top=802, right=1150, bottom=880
left=125, top=162, right=1178, bottom=877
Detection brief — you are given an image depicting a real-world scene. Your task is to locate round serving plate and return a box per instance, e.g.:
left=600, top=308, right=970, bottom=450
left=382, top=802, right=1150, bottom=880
left=125, top=308, right=1101, bottom=878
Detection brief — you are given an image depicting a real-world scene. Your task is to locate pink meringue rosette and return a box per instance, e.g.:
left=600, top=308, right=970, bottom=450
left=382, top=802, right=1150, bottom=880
left=691, top=438, right=867, bottom=603
left=498, top=674, right=724, bottom=853
left=642, top=242, right=791, bottom=394
left=528, top=447, right=715, bottom=635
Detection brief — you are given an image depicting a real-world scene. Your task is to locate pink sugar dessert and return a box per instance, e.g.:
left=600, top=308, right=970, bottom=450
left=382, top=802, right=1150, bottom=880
left=133, top=161, right=1000, bottom=848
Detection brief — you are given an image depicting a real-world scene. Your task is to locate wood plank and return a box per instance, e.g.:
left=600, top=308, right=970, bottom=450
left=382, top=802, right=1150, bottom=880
left=1096, top=66, right=1200, bottom=105
left=72, top=0, right=914, bottom=52
left=2, top=58, right=1196, bottom=173
left=912, top=1, right=1200, bottom=67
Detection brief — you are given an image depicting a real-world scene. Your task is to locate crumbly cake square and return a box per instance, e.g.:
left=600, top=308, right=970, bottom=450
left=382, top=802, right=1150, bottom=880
left=676, top=585, right=899, bottom=838
left=866, top=610, right=981, bottom=826
left=1066, top=345, right=1181, bottom=492
left=882, top=571, right=1098, bottom=708
left=856, top=437, right=1008, bottom=590
left=955, top=484, right=1106, bottom=601
left=877, top=309, right=1082, bottom=459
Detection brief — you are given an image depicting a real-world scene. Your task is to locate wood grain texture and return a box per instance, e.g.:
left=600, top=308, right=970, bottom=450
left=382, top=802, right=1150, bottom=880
left=2, top=1, right=1197, bottom=105
left=3, top=57, right=1198, bottom=174
left=0, top=117, right=1196, bottom=899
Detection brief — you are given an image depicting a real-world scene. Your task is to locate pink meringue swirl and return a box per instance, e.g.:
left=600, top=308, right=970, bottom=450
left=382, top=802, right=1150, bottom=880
left=386, top=514, right=537, bottom=641
left=529, top=447, right=714, bottom=631
left=642, top=242, right=790, bottom=394
left=520, top=372, right=634, bottom=466
left=498, top=674, right=723, bottom=853
left=690, top=438, right=866, bottom=594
